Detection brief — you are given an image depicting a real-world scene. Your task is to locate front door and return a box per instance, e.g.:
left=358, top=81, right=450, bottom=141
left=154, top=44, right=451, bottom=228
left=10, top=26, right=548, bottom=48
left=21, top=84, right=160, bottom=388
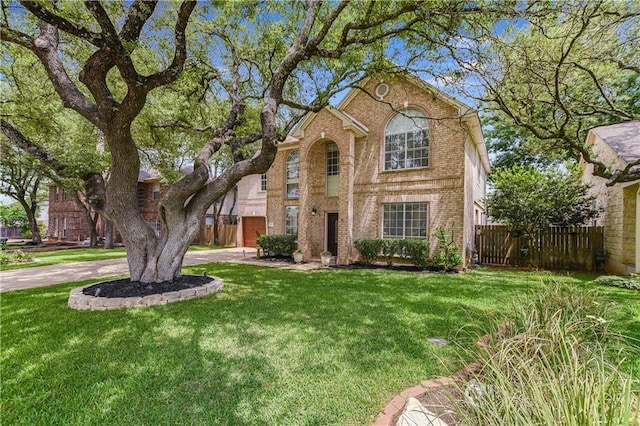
left=327, top=212, right=338, bottom=256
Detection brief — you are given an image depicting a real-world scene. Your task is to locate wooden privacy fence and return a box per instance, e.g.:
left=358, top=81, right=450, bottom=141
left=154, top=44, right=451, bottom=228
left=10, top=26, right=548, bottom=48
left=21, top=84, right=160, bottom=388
left=200, top=224, right=237, bottom=246
left=475, top=225, right=604, bottom=271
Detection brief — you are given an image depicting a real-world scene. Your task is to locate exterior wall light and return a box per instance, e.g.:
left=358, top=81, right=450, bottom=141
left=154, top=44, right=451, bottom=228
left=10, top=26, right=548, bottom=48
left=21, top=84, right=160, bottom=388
left=311, top=207, right=318, bottom=216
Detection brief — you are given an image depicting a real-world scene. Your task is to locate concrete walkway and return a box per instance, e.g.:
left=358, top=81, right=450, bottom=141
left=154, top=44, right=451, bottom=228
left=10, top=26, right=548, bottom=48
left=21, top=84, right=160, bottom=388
left=0, top=247, right=321, bottom=293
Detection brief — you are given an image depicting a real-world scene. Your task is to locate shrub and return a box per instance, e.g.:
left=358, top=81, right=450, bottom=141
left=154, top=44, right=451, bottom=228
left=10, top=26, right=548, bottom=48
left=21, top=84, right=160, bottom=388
left=381, top=239, right=400, bottom=266
left=594, top=275, right=640, bottom=291
left=401, top=239, right=430, bottom=267
left=0, top=250, right=34, bottom=266
left=353, top=238, right=383, bottom=265
left=453, top=282, right=639, bottom=426
left=431, top=227, right=462, bottom=271
left=256, top=234, right=297, bottom=257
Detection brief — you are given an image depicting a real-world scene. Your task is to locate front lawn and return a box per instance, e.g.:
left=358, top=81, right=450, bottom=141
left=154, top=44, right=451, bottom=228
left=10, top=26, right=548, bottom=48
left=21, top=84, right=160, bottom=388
left=2, top=266, right=638, bottom=425
left=0, top=245, right=227, bottom=271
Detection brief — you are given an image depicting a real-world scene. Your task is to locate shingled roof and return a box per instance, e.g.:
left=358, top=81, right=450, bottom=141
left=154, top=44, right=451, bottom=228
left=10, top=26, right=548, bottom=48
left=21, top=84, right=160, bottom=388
left=592, top=120, right=640, bottom=165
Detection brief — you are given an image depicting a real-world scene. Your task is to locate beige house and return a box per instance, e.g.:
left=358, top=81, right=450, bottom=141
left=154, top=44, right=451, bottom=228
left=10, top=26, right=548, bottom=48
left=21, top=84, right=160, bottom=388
left=582, top=120, right=640, bottom=274
left=235, top=173, right=267, bottom=247
left=260, top=75, right=489, bottom=265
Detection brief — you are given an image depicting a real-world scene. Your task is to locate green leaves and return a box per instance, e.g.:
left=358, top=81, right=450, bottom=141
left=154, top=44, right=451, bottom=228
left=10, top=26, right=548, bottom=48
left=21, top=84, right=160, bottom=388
left=486, top=165, right=600, bottom=232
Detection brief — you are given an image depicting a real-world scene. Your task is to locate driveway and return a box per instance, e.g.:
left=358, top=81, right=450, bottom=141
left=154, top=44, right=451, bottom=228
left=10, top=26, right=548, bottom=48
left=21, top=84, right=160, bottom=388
left=0, top=247, right=320, bottom=292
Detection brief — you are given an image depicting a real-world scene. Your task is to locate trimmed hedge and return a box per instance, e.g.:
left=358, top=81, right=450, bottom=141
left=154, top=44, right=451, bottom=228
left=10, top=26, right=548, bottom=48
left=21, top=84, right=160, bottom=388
left=353, top=238, right=383, bottom=265
left=256, top=234, right=297, bottom=257
left=401, top=238, right=430, bottom=267
left=353, top=237, right=433, bottom=268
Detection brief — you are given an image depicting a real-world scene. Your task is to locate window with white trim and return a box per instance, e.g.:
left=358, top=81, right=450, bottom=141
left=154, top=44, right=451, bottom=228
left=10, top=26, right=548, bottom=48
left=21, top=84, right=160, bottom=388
left=384, top=109, right=429, bottom=170
left=286, top=150, right=299, bottom=199
left=326, top=142, right=339, bottom=197
left=382, top=202, right=428, bottom=239
left=62, top=217, right=67, bottom=238
left=260, top=173, right=267, bottom=191
left=285, top=206, right=298, bottom=236
left=53, top=217, right=59, bottom=238
left=152, top=182, right=160, bottom=200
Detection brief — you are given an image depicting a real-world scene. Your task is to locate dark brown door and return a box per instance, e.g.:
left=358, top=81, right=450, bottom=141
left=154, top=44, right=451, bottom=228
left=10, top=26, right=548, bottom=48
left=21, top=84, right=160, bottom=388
left=327, top=212, right=338, bottom=256
left=243, top=217, right=266, bottom=247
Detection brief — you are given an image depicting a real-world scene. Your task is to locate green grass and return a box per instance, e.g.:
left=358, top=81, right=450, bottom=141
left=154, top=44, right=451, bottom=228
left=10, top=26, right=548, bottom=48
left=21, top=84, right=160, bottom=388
left=2, top=266, right=639, bottom=425
left=0, top=245, right=228, bottom=271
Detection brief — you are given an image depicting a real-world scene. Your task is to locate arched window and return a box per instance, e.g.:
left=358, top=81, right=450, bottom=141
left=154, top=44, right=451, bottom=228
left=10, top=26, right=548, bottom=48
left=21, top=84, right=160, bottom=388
left=286, top=150, right=299, bottom=199
left=384, top=109, right=429, bottom=170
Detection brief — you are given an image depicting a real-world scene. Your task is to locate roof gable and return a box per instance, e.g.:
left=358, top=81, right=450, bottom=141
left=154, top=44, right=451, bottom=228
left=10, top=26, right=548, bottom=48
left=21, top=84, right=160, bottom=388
left=591, top=120, right=640, bottom=165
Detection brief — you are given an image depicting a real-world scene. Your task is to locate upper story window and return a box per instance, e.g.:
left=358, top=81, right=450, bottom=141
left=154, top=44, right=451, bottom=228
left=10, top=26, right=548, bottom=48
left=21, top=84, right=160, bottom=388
left=326, top=142, right=339, bottom=197
left=54, top=186, right=59, bottom=201
left=152, top=182, right=160, bottom=200
left=384, top=108, right=429, bottom=170
left=286, top=150, right=299, bottom=199
left=260, top=173, right=267, bottom=192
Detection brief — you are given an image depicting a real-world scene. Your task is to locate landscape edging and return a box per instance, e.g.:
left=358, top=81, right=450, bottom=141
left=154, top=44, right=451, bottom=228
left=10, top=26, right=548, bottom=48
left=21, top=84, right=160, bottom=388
left=68, top=277, right=224, bottom=311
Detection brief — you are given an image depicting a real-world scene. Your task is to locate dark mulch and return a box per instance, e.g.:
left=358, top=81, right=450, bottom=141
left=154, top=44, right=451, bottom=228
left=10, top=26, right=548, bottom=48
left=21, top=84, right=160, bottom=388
left=82, top=275, right=212, bottom=298
left=331, top=262, right=458, bottom=273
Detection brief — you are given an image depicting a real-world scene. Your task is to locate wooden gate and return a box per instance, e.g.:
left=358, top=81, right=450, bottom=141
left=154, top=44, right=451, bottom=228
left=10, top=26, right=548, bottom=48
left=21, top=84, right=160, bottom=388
left=475, top=225, right=604, bottom=271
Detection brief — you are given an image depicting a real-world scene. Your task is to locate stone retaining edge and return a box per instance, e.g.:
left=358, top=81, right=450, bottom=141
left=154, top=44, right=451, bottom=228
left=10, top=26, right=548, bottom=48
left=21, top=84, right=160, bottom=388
left=68, top=277, right=224, bottom=311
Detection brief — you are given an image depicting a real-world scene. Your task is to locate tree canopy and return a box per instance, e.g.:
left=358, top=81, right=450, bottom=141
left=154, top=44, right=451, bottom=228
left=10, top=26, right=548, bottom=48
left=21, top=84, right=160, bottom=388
left=454, top=0, right=639, bottom=183
left=3, top=0, right=500, bottom=282
left=486, top=165, right=600, bottom=233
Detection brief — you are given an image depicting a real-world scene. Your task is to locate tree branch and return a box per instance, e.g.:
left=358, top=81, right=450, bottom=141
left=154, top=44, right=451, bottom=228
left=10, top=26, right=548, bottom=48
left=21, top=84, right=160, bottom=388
left=144, top=0, right=196, bottom=90
left=19, top=0, right=104, bottom=46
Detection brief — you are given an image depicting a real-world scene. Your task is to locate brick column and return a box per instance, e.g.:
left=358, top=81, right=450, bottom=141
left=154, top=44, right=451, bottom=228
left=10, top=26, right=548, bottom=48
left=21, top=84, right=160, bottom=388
left=338, top=133, right=356, bottom=264
left=298, top=147, right=311, bottom=258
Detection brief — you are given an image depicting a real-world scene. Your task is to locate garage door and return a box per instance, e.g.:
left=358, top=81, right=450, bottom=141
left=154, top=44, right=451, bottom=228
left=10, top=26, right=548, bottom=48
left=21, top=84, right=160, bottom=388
left=242, top=217, right=266, bottom=247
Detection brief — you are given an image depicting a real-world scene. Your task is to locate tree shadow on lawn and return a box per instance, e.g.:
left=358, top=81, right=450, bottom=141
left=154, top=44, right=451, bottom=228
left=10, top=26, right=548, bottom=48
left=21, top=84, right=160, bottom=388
left=2, top=265, right=638, bottom=425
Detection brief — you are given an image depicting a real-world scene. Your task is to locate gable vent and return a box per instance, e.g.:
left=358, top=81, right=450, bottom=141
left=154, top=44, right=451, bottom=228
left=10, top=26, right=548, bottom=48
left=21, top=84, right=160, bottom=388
left=375, top=83, right=389, bottom=99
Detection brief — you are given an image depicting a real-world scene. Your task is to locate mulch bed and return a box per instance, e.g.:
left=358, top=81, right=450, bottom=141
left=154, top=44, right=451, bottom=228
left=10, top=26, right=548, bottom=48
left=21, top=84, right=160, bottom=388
left=82, top=275, right=212, bottom=298
left=331, top=262, right=458, bottom=273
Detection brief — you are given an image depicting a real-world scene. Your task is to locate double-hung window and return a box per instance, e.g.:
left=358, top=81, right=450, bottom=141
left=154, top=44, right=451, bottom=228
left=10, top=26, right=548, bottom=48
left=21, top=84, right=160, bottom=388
left=384, top=109, right=429, bottom=170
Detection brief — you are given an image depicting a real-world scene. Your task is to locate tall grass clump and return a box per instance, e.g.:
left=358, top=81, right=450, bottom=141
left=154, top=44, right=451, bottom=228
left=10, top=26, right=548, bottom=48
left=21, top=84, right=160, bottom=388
left=454, top=281, right=639, bottom=426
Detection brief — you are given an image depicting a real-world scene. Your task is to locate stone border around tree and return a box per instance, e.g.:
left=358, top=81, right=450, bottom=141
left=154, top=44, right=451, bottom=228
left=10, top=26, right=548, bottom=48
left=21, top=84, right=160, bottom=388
left=67, top=277, right=224, bottom=311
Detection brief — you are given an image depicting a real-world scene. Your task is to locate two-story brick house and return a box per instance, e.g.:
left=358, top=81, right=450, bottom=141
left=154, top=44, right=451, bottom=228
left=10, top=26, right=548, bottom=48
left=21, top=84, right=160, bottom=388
left=48, top=170, right=164, bottom=243
left=263, top=75, right=489, bottom=264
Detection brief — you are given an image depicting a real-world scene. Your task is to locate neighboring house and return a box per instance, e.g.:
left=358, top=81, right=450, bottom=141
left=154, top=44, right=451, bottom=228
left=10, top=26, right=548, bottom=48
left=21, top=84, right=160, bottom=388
left=236, top=173, right=267, bottom=247
left=582, top=120, right=640, bottom=274
left=48, top=170, right=166, bottom=243
left=47, top=184, right=86, bottom=241
left=262, top=74, right=489, bottom=264
left=48, top=169, right=238, bottom=244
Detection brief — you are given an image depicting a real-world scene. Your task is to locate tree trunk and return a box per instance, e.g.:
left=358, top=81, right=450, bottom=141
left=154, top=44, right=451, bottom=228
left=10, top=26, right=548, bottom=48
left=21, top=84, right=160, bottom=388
left=125, top=215, right=201, bottom=283
left=18, top=198, right=41, bottom=244
left=104, top=219, right=114, bottom=249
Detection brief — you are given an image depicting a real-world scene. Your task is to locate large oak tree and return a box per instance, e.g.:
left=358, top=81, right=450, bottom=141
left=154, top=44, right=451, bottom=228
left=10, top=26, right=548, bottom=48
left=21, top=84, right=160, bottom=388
left=2, top=0, right=495, bottom=282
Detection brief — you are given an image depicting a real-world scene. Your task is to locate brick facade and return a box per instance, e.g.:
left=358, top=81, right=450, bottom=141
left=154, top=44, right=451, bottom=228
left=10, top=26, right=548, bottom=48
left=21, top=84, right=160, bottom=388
left=48, top=181, right=163, bottom=243
left=47, top=184, right=92, bottom=242
left=582, top=122, right=640, bottom=274
left=265, top=76, right=489, bottom=264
